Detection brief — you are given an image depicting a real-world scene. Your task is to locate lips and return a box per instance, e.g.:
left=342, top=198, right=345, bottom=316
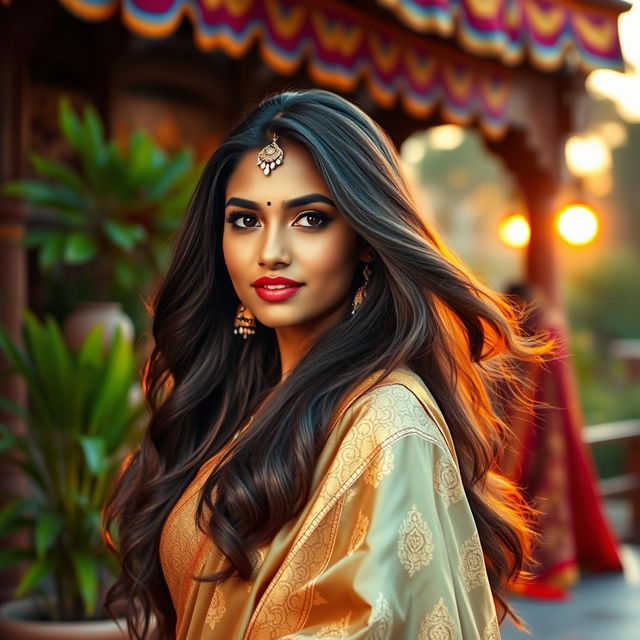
left=251, top=276, right=304, bottom=302
left=252, top=276, right=304, bottom=287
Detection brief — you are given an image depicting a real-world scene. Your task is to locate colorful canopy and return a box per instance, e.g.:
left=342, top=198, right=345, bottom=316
left=375, top=0, right=629, bottom=72
left=58, top=0, right=628, bottom=139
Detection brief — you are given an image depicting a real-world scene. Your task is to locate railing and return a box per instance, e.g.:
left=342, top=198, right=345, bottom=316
left=583, top=419, right=640, bottom=543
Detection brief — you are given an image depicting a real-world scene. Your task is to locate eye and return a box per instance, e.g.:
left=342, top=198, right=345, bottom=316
left=293, top=210, right=331, bottom=229
left=225, top=212, right=260, bottom=229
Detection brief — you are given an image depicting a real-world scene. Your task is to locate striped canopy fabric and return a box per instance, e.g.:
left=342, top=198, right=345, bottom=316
left=57, top=0, right=628, bottom=139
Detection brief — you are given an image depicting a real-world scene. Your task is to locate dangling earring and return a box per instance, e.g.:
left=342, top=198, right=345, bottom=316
left=234, top=303, right=256, bottom=339
left=350, top=256, right=374, bottom=315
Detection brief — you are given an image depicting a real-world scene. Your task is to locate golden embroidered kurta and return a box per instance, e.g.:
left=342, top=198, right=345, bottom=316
left=159, top=367, right=501, bottom=639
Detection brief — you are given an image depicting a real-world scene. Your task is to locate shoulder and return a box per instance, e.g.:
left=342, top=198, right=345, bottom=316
left=332, top=367, right=450, bottom=458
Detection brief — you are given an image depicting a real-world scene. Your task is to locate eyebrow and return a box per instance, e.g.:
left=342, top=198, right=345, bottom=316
left=224, top=193, right=336, bottom=210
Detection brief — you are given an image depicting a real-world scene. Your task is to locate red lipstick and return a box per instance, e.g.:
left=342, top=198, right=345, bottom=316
left=251, top=276, right=304, bottom=302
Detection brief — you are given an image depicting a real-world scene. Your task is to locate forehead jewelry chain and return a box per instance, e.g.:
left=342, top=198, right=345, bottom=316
left=257, top=134, right=284, bottom=176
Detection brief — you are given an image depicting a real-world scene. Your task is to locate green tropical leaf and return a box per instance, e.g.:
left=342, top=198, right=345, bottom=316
left=34, top=511, right=65, bottom=558
left=0, top=548, right=34, bottom=571
left=127, top=131, right=157, bottom=181
left=23, top=311, right=67, bottom=423
left=0, top=500, right=27, bottom=537
left=2, top=180, right=89, bottom=214
left=103, top=219, right=147, bottom=251
left=77, top=325, right=105, bottom=368
left=71, top=551, right=99, bottom=616
left=39, top=233, right=66, bottom=270
left=0, top=396, right=29, bottom=420
left=42, top=314, right=73, bottom=395
left=78, top=436, right=107, bottom=475
left=1, top=180, right=50, bottom=200
left=145, top=149, right=193, bottom=200
left=89, top=326, right=134, bottom=431
left=0, top=323, right=34, bottom=382
left=83, top=105, right=107, bottom=165
left=15, top=556, right=54, bottom=598
left=59, top=96, right=83, bottom=150
left=29, top=152, right=86, bottom=194
left=23, top=228, right=54, bottom=249
left=63, top=232, right=97, bottom=264
left=0, top=423, right=29, bottom=457
left=113, top=258, right=142, bottom=291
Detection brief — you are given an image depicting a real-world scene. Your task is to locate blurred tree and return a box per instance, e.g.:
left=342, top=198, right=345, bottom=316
left=568, top=250, right=640, bottom=353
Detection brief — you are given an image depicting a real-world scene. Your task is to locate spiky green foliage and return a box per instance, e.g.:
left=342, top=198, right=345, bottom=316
left=1, top=96, right=200, bottom=300
left=0, top=312, right=145, bottom=620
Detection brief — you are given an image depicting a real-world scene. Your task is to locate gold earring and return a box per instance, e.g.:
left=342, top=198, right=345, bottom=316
left=234, top=303, right=256, bottom=339
left=350, top=257, right=374, bottom=315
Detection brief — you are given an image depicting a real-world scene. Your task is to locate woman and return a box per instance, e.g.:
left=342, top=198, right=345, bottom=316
left=103, top=89, right=547, bottom=639
left=500, top=283, right=622, bottom=599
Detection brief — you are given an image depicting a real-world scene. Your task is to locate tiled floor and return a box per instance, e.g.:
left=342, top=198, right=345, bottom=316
left=501, top=545, right=640, bottom=639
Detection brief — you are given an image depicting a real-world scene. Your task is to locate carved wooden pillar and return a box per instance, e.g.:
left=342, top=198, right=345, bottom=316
left=0, top=7, right=30, bottom=604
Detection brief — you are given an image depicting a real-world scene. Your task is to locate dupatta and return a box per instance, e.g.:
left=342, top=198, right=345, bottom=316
left=159, top=367, right=500, bottom=639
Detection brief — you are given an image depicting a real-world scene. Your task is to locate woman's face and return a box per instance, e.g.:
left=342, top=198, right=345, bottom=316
left=223, top=140, right=369, bottom=334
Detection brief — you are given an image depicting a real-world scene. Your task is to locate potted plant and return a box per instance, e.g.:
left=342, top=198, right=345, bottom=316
left=0, top=96, right=200, bottom=341
left=0, top=311, right=145, bottom=638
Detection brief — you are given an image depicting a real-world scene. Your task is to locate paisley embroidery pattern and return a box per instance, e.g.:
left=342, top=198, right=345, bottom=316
left=246, top=495, right=346, bottom=638
left=418, top=597, right=458, bottom=640
left=483, top=616, right=501, bottom=639
left=459, top=531, right=486, bottom=591
left=315, top=611, right=352, bottom=637
left=434, top=456, right=463, bottom=508
left=316, top=385, right=443, bottom=504
left=397, top=503, right=434, bottom=577
left=205, top=585, right=226, bottom=630
left=367, top=591, right=393, bottom=640
left=363, top=446, right=395, bottom=488
left=348, top=510, right=369, bottom=556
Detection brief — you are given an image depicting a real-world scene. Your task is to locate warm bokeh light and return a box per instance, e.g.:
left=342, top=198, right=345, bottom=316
left=583, top=172, right=614, bottom=198
left=596, top=121, right=628, bottom=148
left=619, top=0, right=640, bottom=67
left=556, top=204, right=599, bottom=246
left=401, top=135, right=427, bottom=164
left=587, top=71, right=640, bottom=122
left=585, top=1, right=640, bottom=122
left=498, top=214, right=530, bottom=248
left=427, top=125, right=465, bottom=150
left=565, top=134, right=612, bottom=176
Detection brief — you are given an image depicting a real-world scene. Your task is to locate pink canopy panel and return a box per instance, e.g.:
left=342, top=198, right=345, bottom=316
left=55, top=0, right=627, bottom=140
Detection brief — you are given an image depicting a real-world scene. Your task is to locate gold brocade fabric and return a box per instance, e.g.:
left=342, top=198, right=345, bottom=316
left=159, top=367, right=500, bottom=639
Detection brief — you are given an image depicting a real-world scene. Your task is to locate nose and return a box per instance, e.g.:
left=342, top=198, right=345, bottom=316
left=258, top=222, right=291, bottom=269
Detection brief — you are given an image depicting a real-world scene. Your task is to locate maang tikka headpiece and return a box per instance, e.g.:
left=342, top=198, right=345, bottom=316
left=257, top=134, right=284, bottom=175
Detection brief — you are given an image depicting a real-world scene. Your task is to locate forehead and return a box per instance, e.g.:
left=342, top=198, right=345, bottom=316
left=225, top=140, right=331, bottom=199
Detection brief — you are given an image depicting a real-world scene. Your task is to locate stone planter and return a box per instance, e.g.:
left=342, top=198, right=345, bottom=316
left=62, top=301, right=134, bottom=351
left=0, top=598, right=129, bottom=640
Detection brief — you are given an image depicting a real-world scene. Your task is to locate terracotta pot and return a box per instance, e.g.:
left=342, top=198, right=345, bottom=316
left=0, top=598, right=129, bottom=639
left=62, top=302, right=135, bottom=351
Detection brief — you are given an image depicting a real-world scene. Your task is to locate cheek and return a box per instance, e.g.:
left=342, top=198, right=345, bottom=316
left=222, top=231, right=244, bottom=284
left=301, top=230, right=358, bottom=280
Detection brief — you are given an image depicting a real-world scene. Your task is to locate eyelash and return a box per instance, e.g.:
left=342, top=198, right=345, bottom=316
left=225, top=210, right=331, bottom=230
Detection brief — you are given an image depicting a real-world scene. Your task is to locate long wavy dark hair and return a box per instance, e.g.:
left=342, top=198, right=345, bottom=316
left=103, top=88, right=551, bottom=639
